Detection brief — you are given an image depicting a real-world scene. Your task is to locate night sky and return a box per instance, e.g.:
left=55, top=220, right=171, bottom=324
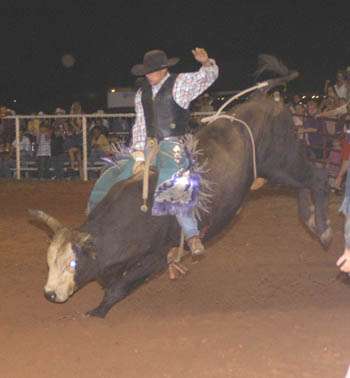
left=1, top=0, right=350, bottom=112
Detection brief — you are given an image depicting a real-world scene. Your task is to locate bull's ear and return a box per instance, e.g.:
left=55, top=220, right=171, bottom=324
left=28, top=209, right=64, bottom=234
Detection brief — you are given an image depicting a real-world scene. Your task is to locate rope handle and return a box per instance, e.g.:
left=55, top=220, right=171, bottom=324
left=140, top=139, right=159, bottom=212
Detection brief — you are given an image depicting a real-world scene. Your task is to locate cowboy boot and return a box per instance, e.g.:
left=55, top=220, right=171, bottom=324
left=187, top=235, right=205, bottom=256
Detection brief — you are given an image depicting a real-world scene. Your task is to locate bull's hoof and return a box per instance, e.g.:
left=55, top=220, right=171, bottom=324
left=168, top=262, right=188, bottom=280
left=86, top=307, right=107, bottom=318
left=191, top=253, right=206, bottom=264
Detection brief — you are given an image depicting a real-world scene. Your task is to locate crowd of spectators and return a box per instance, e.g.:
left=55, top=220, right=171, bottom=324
left=284, top=68, right=350, bottom=191
left=0, top=102, right=133, bottom=179
left=1, top=67, right=350, bottom=186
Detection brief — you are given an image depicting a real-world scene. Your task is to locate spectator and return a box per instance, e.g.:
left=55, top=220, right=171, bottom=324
left=11, top=130, right=32, bottom=160
left=303, top=100, right=326, bottom=159
left=326, top=139, right=342, bottom=190
left=1, top=109, right=15, bottom=146
left=64, top=124, right=82, bottom=175
left=27, top=114, right=41, bottom=137
left=52, top=108, right=67, bottom=134
left=292, top=103, right=306, bottom=140
left=289, top=94, right=302, bottom=114
left=36, top=124, right=51, bottom=179
left=90, top=126, right=111, bottom=162
left=50, top=128, right=66, bottom=179
left=200, top=93, right=214, bottom=112
left=0, top=135, right=11, bottom=178
left=346, top=66, right=350, bottom=100
left=334, top=71, right=348, bottom=100
left=0, top=131, right=33, bottom=178
left=67, top=102, right=83, bottom=178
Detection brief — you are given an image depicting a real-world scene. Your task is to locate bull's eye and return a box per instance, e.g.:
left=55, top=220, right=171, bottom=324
left=67, top=259, right=77, bottom=273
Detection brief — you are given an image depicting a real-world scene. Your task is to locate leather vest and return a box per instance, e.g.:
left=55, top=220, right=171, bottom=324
left=141, top=74, right=190, bottom=140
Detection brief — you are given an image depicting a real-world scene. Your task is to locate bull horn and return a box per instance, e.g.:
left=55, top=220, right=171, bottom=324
left=28, top=209, right=64, bottom=234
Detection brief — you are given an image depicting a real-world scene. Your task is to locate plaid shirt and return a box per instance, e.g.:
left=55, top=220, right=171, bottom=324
left=132, top=59, right=219, bottom=151
left=37, top=133, right=51, bottom=157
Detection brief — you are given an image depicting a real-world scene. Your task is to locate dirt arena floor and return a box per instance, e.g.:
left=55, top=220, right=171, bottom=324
left=1, top=180, right=350, bottom=378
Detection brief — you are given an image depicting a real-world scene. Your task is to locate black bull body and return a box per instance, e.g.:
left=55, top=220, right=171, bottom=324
left=31, top=94, right=331, bottom=318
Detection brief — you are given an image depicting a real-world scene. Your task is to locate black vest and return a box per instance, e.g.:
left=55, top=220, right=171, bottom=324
left=141, top=74, right=190, bottom=140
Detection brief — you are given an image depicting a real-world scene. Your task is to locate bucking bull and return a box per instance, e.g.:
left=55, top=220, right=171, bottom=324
left=30, top=56, right=332, bottom=318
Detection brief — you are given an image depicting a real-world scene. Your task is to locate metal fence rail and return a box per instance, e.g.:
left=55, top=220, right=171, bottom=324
left=2, top=112, right=214, bottom=181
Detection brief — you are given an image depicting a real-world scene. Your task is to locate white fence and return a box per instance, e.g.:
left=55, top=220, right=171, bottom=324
left=2, top=112, right=213, bottom=181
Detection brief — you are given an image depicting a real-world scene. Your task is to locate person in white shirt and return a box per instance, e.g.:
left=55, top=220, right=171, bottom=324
left=334, top=71, right=348, bottom=100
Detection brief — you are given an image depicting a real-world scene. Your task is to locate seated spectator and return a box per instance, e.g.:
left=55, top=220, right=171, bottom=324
left=303, top=100, right=326, bottom=159
left=96, top=110, right=110, bottom=131
left=36, top=124, right=51, bottom=179
left=200, top=93, right=214, bottom=112
left=94, top=118, right=108, bottom=136
left=90, top=126, right=111, bottom=162
left=63, top=124, right=82, bottom=177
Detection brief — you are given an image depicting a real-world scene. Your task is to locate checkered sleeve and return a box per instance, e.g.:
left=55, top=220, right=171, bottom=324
left=131, top=89, right=147, bottom=151
left=173, top=59, right=219, bottom=109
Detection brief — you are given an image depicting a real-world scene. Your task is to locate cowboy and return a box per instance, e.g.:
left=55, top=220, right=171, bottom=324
left=130, top=47, right=218, bottom=256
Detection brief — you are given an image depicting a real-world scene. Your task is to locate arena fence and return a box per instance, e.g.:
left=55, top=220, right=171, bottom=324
left=2, top=112, right=214, bottom=181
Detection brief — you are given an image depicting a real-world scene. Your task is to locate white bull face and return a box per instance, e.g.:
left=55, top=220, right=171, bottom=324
left=44, top=231, right=77, bottom=303
left=29, top=209, right=93, bottom=304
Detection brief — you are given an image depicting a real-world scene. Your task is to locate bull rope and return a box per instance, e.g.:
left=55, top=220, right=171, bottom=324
left=201, top=81, right=269, bottom=182
left=140, top=138, right=159, bottom=212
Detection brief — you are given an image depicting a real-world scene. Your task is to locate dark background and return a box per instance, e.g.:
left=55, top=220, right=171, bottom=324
left=1, top=0, right=349, bottom=113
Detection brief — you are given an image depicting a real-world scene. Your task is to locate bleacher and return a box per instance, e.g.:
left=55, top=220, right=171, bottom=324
left=11, top=160, right=107, bottom=179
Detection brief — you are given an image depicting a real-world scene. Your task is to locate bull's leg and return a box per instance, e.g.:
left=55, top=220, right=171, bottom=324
left=298, top=188, right=316, bottom=233
left=87, top=252, right=167, bottom=318
left=267, top=166, right=332, bottom=247
left=87, top=284, right=129, bottom=318
left=313, top=188, right=332, bottom=248
left=308, top=166, right=332, bottom=248
left=263, top=170, right=313, bottom=229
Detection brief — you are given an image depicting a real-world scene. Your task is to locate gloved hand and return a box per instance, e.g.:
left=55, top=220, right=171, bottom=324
left=131, top=151, right=145, bottom=174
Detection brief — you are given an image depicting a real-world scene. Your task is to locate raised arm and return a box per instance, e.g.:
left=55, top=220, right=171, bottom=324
left=173, top=48, right=219, bottom=109
left=131, top=89, right=147, bottom=153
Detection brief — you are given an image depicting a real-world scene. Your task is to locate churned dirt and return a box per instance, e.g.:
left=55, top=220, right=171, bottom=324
left=1, top=180, right=350, bottom=378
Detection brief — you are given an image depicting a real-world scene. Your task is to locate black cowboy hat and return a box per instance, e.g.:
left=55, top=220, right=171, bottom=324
left=131, top=50, right=179, bottom=76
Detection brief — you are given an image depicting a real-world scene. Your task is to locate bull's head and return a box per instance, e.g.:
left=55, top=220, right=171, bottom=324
left=29, top=209, right=94, bottom=303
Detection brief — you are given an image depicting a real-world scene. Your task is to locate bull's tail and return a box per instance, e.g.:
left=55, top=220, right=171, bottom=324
left=255, top=54, right=299, bottom=91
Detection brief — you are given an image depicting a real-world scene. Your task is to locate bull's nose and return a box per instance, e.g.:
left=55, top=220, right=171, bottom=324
left=44, top=291, right=57, bottom=302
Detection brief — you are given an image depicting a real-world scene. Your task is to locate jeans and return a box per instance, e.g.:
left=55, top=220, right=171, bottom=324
left=51, top=154, right=66, bottom=179
left=176, top=210, right=199, bottom=239
left=38, top=156, right=50, bottom=179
